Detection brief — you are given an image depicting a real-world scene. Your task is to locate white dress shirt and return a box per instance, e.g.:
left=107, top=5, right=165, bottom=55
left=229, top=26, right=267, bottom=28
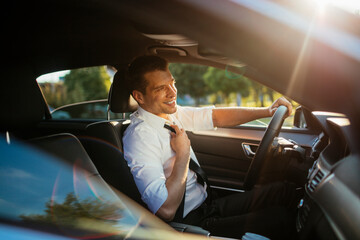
left=123, top=105, right=215, bottom=217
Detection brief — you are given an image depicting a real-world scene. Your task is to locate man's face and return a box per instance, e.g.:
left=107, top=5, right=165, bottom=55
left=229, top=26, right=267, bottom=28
left=134, top=69, right=177, bottom=119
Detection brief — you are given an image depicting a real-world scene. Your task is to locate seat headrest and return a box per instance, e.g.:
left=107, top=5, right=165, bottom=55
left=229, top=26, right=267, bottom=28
left=108, top=69, right=138, bottom=113
left=0, top=79, right=47, bottom=132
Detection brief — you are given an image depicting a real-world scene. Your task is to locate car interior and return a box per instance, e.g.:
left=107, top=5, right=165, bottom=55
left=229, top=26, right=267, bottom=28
left=2, top=0, right=360, bottom=239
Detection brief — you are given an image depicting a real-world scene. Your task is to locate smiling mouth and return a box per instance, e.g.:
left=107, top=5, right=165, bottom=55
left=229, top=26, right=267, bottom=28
left=164, top=100, right=176, bottom=105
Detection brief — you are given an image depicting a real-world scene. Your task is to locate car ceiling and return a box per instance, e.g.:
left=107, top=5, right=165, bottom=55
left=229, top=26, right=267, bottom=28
left=3, top=0, right=360, bottom=138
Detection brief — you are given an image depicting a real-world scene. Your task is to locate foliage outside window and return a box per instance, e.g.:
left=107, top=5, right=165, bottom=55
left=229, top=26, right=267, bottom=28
left=38, top=66, right=111, bottom=109
left=37, top=66, right=117, bottom=120
left=38, top=64, right=297, bottom=126
left=169, top=63, right=297, bottom=127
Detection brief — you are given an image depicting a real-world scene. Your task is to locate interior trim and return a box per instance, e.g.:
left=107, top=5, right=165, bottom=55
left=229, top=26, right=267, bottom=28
left=191, top=128, right=317, bottom=148
left=211, top=185, right=245, bottom=193
left=192, top=128, right=264, bottom=140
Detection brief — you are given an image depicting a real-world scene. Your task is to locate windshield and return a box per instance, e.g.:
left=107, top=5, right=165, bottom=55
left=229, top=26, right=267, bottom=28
left=0, top=139, right=177, bottom=239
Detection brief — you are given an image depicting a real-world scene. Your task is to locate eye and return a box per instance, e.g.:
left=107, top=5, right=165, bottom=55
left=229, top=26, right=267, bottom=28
left=155, top=86, right=165, bottom=92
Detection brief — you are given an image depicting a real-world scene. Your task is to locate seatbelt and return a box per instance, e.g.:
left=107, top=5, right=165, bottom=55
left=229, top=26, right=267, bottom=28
left=190, top=157, right=211, bottom=205
left=164, top=124, right=211, bottom=221
left=189, top=158, right=208, bottom=186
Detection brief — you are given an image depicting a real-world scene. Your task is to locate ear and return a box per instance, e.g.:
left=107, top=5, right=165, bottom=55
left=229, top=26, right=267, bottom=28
left=132, top=90, right=145, bottom=105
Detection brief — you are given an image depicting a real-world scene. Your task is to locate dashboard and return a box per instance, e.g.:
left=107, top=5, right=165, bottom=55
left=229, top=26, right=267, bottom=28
left=297, top=111, right=359, bottom=240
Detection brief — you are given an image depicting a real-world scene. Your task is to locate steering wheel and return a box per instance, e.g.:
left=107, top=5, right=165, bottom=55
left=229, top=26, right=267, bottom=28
left=243, top=105, right=288, bottom=191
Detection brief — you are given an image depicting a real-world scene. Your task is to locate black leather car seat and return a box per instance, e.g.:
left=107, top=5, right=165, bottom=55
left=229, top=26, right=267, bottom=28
left=80, top=69, right=147, bottom=207
left=28, top=132, right=151, bottom=234
left=30, top=133, right=100, bottom=177
left=83, top=119, right=146, bottom=208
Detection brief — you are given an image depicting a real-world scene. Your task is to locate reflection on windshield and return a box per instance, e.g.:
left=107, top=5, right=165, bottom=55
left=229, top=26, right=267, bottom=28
left=0, top=138, right=177, bottom=239
left=20, top=192, right=126, bottom=238
left=0, top=139, right=137, bottom=238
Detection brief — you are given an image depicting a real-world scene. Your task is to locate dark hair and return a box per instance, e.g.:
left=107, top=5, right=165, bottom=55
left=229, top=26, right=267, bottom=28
left=127, top=55, right=168, bottom=95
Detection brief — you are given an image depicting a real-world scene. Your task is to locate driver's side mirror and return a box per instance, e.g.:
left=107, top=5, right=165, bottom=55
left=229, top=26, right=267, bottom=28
left=294, top=106, right=307, bottom=128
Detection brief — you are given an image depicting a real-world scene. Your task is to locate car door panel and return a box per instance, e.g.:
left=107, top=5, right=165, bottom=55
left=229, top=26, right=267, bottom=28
left=195, top=151, right=250, bottom=189
left=188, top=127, right=318, bottom=190
left=187, top=128, right=263, bottom=190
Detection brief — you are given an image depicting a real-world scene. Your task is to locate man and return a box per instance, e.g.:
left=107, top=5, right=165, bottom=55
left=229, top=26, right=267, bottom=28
left=123, top=55, right=298, bottom=239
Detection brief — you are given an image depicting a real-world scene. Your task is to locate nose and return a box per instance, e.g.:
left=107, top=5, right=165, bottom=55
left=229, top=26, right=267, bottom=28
left=167, top=84, right=177, bottom=97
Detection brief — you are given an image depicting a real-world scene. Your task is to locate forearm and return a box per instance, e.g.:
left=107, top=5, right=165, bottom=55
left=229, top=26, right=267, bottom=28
left=156, top=154, right=189, bottom=221
left=212, top=107, right=271, bottom=128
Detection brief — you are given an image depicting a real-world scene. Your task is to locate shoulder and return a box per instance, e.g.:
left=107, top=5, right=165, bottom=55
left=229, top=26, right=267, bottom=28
left=123, top=119, right=164, bottom=161
left=124, top=119, right=157, bottom=141
left=174, top=105, right=197, bottom=117
left=173, top=105, right=215, bottom=131
left=175, top=105, right=214, bottom=115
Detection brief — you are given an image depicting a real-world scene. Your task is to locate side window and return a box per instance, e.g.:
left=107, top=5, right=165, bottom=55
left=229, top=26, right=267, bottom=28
left=37, top=66, right=129, bottom=120
left=50, top=100, right=128, bottom=120
left=169, top=63, right=298, bottom=128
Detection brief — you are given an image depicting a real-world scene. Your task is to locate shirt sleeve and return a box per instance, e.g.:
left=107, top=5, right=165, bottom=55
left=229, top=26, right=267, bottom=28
left=123, top=123, right=168, bottom=214
left=175, top=105, right=216, bottom=131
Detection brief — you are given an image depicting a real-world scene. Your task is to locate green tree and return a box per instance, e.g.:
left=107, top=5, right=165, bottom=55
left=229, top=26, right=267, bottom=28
left=39, top=82, right=67, bottom=108
left=204, top=67, right=250, bottom=104
left=250, top=81, right=275, bottom=107
left=64, top=66, right=111, bottom=104
left=169, top=63, right=209, bottom=106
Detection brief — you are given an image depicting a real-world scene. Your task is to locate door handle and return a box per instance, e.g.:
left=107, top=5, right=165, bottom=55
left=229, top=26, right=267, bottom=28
left=242, top=143, right=258, bottom=157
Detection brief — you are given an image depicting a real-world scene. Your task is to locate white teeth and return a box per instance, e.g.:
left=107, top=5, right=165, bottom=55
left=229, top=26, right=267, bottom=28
left=165, top=100, right=175, bottom=104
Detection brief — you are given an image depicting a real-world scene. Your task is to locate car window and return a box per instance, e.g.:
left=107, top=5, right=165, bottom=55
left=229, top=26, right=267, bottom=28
left=37, top=66, right=130, bottom=120
left=169, top=63, right=298, bottom=128
left=38, top=64, right=299, bottom=126
left=51, top=99, right=129, bottom=120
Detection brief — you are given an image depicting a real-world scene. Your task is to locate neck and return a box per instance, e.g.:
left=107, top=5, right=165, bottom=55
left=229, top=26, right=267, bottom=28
left=139, top=106, right=170, bottom=121
left=158, top=113, right=170, bottom=121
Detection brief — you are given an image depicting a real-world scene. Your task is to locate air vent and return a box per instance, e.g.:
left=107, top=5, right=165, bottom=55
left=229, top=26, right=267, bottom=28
left=308, top=169, right=325, bottom=192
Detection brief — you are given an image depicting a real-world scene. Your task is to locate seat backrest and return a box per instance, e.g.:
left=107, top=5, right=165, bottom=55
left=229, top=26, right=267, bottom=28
left=82, top=120, right=146, bottom=208
left=81, top=68, right=145, bottom=207
left=30, top=133, right=99, bottom=175
left=28, top=133, right=147, bottom=229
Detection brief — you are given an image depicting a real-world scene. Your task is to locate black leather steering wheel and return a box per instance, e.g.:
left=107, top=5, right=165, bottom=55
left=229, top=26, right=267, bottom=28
left=243, top=105, right=288, bottom=191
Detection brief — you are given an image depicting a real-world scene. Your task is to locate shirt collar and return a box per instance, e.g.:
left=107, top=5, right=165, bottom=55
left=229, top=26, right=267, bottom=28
left=133, top=106, right=173, bottom=133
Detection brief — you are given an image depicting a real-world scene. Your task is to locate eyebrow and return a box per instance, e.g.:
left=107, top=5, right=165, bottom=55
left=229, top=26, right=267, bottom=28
left=153, top=85, right=165, bottom=90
